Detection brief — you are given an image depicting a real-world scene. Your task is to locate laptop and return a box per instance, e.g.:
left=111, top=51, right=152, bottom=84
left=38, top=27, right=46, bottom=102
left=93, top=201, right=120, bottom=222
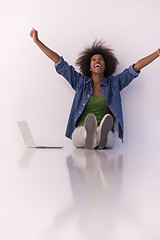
left=17, top=121, right=63, bottom=149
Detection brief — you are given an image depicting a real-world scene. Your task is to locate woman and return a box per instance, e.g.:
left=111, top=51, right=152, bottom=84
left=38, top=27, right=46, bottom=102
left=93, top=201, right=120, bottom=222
left=30, top=28, right=160, bottom=149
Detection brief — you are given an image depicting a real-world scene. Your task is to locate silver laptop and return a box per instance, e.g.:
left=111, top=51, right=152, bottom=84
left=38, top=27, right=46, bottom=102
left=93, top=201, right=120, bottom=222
left=17, top=121, right=63, bottom=149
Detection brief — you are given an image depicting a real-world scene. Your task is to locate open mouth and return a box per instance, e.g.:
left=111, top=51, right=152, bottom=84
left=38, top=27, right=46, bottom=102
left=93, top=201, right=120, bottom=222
left=94, top=63, right=101, bottom=68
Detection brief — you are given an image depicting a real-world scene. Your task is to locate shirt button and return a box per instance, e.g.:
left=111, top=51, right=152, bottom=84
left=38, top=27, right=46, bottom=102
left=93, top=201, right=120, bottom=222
left=83, top=103, right=85, bottom=106
left=88, top=95, right=90, bottom=97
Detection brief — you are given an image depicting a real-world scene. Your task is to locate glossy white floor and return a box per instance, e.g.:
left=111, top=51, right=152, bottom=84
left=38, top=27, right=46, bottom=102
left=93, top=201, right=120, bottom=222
left=1, top=140, right=160, bottom=240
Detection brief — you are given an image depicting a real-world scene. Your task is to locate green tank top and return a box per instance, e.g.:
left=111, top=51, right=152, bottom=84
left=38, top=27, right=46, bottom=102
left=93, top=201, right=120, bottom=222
left=77, top=95, right=111, bottom=127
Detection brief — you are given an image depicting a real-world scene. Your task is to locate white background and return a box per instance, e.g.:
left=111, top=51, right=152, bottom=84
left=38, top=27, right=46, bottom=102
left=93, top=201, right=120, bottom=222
left=1, top=0, right=160, bottom=150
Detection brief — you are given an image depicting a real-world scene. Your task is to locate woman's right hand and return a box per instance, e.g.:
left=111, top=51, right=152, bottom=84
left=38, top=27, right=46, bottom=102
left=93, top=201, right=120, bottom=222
left=29, top=28, right=60, bottom=63
left=30, top=28, right=39, bottom=43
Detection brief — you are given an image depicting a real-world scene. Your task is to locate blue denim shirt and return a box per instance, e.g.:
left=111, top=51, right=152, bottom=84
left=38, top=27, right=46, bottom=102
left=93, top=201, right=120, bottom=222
left=55, top=57, right=140, bottom=141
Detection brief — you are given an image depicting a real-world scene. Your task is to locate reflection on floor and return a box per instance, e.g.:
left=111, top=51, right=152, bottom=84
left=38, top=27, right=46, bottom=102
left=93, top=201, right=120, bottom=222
left=65, top=149, right=123, bottom=240
left=0, top=144, right=160, bottom=240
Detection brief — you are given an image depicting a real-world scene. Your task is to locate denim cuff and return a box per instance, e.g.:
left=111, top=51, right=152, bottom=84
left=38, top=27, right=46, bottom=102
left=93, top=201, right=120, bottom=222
left=129, top=64, right=140, bottom=77
left=54, top=56, right=64, bottom=67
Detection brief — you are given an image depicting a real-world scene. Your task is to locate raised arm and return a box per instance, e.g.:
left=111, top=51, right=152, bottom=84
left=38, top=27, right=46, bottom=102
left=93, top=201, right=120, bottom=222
left=133, top=49, right=160, bottom=72
left=30, top=28, right=60, bottom=63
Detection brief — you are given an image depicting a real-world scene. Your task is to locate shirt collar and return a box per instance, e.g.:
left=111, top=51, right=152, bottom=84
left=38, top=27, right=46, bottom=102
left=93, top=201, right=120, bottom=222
left=85, top=78, right=92, bottom=84
left=101, top=77, right=109, bottom=86
left=85, top=77, right=109, bottom=86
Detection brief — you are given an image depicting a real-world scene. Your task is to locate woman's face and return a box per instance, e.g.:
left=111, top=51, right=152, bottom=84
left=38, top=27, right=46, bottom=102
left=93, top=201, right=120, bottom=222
left=90, top=54, right=106, bottom=75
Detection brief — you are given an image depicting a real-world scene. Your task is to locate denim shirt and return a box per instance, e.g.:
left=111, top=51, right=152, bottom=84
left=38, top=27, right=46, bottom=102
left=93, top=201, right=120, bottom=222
left=55, top=57, right=140, bottom=141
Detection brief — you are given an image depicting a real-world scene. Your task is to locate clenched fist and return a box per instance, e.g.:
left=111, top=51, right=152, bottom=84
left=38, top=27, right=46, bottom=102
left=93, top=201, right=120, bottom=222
left=30, top=28, right=39, bottom=43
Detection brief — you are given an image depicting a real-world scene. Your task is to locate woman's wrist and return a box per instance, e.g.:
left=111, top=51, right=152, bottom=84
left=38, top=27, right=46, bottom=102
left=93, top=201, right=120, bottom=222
left=157, top=49, right=160, bottom=57
left=34, top=38, right=40, bottom=44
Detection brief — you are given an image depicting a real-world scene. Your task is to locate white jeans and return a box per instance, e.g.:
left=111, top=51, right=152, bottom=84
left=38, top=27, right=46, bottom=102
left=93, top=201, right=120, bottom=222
left=72, top=126, right=115, bottom=149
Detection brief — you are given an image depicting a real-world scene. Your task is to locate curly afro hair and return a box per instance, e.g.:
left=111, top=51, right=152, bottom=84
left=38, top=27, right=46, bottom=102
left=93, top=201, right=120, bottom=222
left=76, top=40, right=119, bottom=77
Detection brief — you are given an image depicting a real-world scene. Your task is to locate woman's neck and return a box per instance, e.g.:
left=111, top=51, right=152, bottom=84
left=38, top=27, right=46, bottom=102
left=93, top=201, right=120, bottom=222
left=92, top=73, right=104, bottom=84
left=91, top=73, right=104, bottom=97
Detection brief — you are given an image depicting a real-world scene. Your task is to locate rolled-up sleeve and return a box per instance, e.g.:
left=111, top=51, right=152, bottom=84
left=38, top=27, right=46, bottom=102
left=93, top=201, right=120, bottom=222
left=54, top=56, right=64, bottom=67
left=129, top=64, right=140, bottom=77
